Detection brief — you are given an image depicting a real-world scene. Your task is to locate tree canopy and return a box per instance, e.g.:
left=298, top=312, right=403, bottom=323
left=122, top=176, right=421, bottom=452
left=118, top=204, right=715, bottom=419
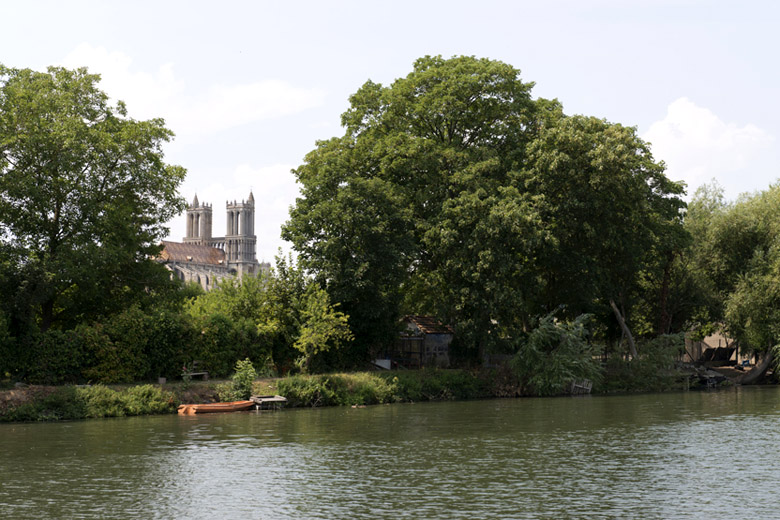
left=284, top=55, right=687, bottom=360
left=0, top=65, right=186, bottom=333
left=684, top=183, right=780, bottom=354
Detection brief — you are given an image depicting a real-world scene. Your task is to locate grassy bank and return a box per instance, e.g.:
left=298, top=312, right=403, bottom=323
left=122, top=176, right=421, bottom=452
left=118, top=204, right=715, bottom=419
left=275, top=368, right=521, bottom=407
left=0, top=384, right=178, bottom=422
left=1, top=364, right=714, bottom=422
left=0, top=369, right=514, bottom=422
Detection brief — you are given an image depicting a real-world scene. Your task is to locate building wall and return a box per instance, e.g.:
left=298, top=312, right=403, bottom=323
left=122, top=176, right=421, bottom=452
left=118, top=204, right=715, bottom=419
left=166, top=262, right=233, bottom=291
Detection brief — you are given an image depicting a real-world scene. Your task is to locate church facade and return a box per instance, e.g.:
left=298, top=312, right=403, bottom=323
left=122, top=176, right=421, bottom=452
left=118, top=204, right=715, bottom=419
left=159, top=192, right=267, bottom=290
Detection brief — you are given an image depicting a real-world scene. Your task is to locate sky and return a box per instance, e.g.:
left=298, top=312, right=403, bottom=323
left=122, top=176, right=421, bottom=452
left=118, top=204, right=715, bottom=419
left=3, top=0, right=780, bottom=261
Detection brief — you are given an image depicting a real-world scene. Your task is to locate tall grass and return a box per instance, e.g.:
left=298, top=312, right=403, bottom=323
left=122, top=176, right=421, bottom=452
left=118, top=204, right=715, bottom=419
left=277, top=369, right=491, bottom=407
left=0, top=384, right=177, bottom=422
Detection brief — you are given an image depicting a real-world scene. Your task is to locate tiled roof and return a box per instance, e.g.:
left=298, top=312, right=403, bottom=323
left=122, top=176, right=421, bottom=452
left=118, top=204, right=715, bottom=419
left=404, top=315, right=454, bottom=335
left=160, top=241, right=227, bottom=266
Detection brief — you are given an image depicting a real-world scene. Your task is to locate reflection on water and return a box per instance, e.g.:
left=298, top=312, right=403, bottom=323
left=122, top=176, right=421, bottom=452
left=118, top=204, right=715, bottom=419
left=2, top=387, right=780, bottom=519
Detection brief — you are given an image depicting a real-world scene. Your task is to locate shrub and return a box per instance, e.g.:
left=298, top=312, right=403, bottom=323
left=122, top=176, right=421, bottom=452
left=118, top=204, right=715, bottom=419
left=419, top=369, right=489, bottom=400
left=217, top=358, right=257, bottom=402
left=1, top=386, right=87, bottom=422
left=0, top=384, right=178, bottom=422
left=76, top=385, right=127, bottom=418
left=511, top=313, right=602, bottom=396
left=121, top=384, right=177, bottom=415
left=195, top=314, right=269, bottom=378
left=80, top=323, right=137, bottom=384
left=22, top=330, right=87, bottom=385
left=277, top=370, right=488, bottom=407
left=598, top=333, right=686, bottom=393
left=144, top=310, right=194, bottom=380
left=276, top=375, right=337, bottom=407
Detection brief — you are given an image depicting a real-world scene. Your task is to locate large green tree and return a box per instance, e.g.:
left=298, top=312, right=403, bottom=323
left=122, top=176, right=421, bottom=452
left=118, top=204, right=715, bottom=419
left=0, top=65, right=186, bottom=332
left=284, top=55, right=686, bottom=362
left=285, top=56, right=541, bottom=358
left=691, top=185, right=780, bottom=351
left=522, top=113, right=687, bottom=355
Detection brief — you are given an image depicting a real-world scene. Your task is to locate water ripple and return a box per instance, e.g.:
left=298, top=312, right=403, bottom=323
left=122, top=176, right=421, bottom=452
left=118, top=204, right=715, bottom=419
left=2, top=387, right=780, bottom=519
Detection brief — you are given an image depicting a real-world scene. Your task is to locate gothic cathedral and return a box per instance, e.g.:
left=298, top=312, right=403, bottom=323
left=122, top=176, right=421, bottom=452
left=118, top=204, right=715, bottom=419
left=159, top=192, right=266, bottom=290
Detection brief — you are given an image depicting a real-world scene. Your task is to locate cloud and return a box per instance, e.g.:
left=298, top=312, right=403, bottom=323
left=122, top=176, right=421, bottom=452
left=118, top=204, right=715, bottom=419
left=60, top=43, right=325, bottom=138
left=643, top=97, right=775, bottom=199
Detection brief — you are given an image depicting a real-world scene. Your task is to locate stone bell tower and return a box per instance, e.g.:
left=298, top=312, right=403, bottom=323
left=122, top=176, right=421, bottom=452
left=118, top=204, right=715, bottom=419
left=225, top=191, right=258, bottom=276
left=184, top=194, right=213, bottom=245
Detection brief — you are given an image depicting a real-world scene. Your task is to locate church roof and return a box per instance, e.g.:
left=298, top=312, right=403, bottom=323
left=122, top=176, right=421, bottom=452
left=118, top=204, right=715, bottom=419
left=160, top=241, right=226, bottom=266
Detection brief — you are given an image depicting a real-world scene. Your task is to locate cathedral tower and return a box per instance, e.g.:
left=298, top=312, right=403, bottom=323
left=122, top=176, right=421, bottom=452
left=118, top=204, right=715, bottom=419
left=225, top=191, right=258, bottom=276
left=184, top=194, right=213, bottom=244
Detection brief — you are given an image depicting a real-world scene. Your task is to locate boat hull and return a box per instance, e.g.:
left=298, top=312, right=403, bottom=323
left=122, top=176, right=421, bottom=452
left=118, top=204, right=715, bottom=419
left=177, top=400, right=255, bottom=415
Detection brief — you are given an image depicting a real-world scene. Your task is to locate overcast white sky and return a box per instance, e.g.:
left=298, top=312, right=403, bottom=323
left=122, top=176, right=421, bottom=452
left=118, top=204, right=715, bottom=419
left=4, top=0, right=779, bottom=261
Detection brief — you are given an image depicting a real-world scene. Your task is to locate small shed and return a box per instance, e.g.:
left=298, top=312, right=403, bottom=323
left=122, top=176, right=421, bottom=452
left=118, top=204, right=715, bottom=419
left=391, top=315, right=453, bottom=368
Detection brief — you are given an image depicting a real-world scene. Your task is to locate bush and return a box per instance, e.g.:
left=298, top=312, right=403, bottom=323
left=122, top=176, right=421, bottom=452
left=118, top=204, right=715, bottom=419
left=511, top=313, right=602, bottom=396
left=276, top=375, right=338, bottom=407
left=326, top=373, right=396, bottom=406
left=21, top=330, right=87, bottom=385
left=118, top=384, right=177, bottom=415
left=76, top=384, right=128, bottom=418
left=2, top=386, right=87, bottom=422
left=217, top=358, right=257, bottom=402
left=80, top=307, right=197, bottom=383
left=0, top=384, right=178, bottom=422
left=80, top=310, right=151, bottom=384
left=80, top=323, right=138, bottom=384
left=144, top=310, right=195, bottom=380
left=195, top=314, right=270, bottom=378
left=598, top=333, right=686, bottom=393
left=277, top=370, right=489, bottom=407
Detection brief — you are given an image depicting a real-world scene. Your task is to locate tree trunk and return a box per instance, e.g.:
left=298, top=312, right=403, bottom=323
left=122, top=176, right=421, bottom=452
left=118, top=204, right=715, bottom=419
left=738, top=350, right=774, bottom=385
left=610, top=299, right=638, bottom=360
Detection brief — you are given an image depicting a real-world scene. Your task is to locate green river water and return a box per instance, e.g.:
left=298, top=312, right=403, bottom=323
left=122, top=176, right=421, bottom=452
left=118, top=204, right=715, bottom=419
left=2, top=386, right=780, bottom=519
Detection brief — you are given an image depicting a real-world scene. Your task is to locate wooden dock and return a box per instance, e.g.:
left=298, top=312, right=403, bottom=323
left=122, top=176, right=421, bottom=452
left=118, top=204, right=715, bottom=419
left=250, top=395, right=288, bottom=410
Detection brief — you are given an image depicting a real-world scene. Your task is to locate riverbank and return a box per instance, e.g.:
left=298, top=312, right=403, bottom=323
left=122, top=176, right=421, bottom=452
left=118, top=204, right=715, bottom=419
left=0, top=369, right=515, bottom=422
left=0, top=365, right=748, bottom=422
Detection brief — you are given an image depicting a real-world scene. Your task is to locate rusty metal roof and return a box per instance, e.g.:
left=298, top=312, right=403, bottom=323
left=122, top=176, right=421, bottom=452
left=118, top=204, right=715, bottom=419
left=404, top=315, right=454, bottom=335
left=160, top=241, right=227, bottom=266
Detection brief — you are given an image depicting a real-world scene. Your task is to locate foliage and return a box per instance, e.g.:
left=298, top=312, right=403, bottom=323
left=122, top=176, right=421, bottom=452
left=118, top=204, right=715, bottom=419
left=0, top=384, right=177, bottom=422
left=284, top=55, right=687, bottom=361
left=293, top=286, right=353, bottom=372
left=277, top=373, right=396, bottom=407
left=20, top=329, right=87, bottom=385
left=724, top=245, right=780, bottom=352
left=193, top=313, right=265, bottom=378
left=511, top=313, right=602, bottom=396
left=598, top=334, right=686, bottom=394
left=186, top=255, right=352, bottom=375
left=523, top=116, right=686, bottom=319
left=0, top=64, right=186, bottom=333
left=276, top=369, right=490, bottom=407
left=217, top=358, right=257, bottom=402
left=685, top=183, right=780, bottom=353
left=77, top=306, right=194, bottom=384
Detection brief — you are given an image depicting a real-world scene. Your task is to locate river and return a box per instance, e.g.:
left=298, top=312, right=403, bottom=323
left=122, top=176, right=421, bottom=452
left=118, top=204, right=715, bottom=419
left=2, top=386, right=779, bottom=519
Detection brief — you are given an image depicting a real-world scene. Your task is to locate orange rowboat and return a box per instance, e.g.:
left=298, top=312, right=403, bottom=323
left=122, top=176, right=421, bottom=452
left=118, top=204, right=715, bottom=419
left=177, top=400, right=255, bottom=415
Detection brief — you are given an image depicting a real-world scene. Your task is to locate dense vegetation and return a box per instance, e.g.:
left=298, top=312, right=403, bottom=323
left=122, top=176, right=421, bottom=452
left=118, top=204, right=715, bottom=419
left=283, top=56, right=687, bottom=369
left=2, top=57, right=780, bottom=399
left=0, top=384, right=177, bottom=422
